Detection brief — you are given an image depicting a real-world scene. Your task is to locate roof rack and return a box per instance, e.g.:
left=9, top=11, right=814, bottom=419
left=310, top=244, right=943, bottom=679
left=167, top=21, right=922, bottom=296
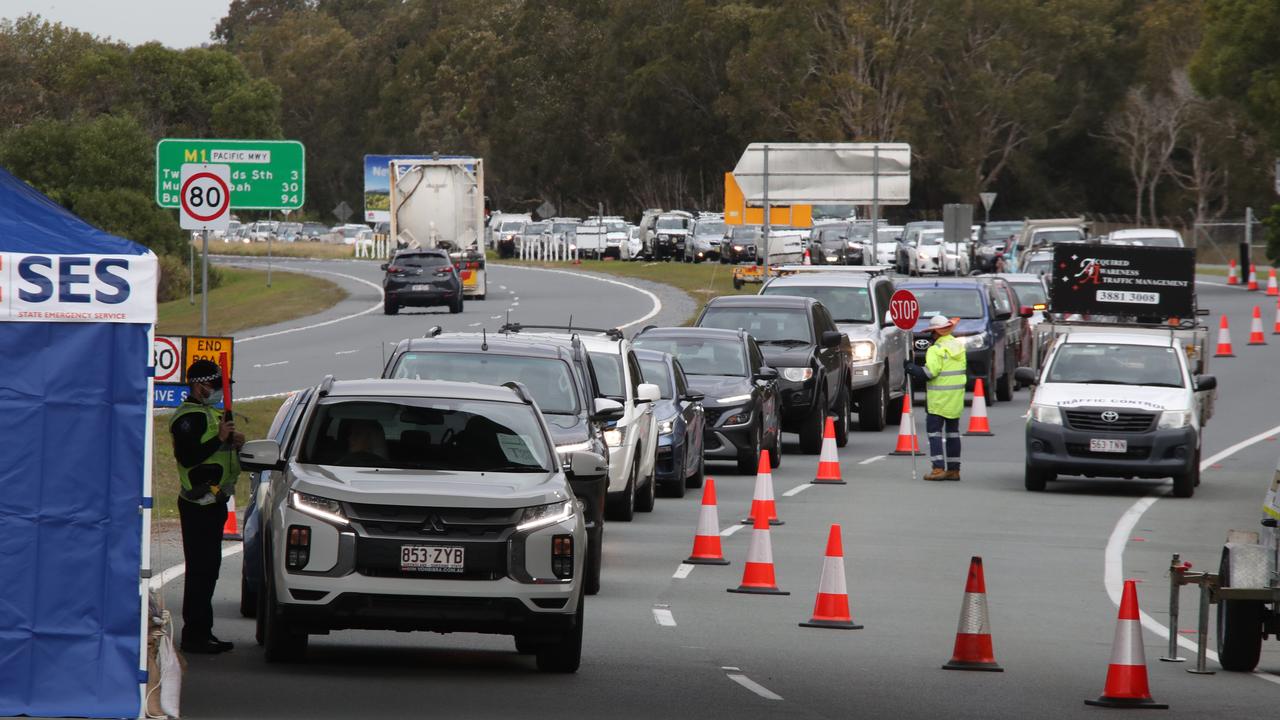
left=501, top=381, right=535, bottom=405
left=318, top=374, right=336, bottom=397
left=772, top=264, right=895, bottom=277
left=499, top=322, right=624, bottom=341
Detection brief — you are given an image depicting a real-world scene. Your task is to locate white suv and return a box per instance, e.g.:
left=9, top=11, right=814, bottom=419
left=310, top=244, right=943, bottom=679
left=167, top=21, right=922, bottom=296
left=237, top=377, right=602, bottom=672
left=500, top=324, right=660, bottom=521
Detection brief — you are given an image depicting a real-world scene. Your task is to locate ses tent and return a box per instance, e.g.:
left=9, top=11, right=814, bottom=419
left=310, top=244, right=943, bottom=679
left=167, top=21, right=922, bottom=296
left=0, top=167, right=157, bottom=717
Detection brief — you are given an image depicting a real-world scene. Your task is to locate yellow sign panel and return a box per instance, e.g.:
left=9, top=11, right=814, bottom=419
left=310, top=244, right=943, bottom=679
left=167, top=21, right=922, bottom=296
left=723, top=172, right=813, bottom=227
left=184, top=336, right=235, bottom=378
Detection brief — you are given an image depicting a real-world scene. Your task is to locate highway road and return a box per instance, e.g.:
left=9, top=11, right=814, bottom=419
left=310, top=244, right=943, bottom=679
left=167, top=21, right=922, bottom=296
left=159, top=264, right=1279, bottom=718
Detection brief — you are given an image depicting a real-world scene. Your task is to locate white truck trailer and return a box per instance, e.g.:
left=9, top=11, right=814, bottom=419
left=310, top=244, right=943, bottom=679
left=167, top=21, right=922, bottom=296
left=390, top=157, right=487, bottom=300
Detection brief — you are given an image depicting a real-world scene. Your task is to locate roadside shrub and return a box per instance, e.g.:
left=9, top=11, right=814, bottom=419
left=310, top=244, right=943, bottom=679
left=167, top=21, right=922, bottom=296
left=156, top=254, right=223, bottom=302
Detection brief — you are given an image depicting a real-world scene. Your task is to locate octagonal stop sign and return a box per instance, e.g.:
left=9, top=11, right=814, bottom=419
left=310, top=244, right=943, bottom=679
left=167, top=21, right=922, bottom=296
left=889, top=289, right=920, bottom=330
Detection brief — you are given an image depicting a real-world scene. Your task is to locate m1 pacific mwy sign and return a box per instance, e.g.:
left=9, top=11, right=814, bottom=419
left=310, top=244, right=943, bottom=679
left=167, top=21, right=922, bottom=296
left=156, top=139, right=305, bottom=210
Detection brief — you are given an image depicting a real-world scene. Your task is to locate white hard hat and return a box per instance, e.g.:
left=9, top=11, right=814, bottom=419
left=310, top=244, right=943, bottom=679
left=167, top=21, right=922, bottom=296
left=928, top=315, right=957, bottom=331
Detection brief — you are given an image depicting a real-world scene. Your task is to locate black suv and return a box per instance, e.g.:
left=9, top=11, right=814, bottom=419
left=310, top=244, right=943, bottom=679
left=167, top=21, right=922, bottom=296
left=695, top=295, right=851, bottom=454
left=381, top=330, right=618, bottom=595
left=634, top=327, right=782, bottom=474
left=382, top=249, right=464, bottom=315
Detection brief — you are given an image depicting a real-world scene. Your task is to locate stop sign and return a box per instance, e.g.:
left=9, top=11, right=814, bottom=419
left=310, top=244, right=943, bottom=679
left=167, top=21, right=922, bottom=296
left=889, top=289, right=920, bottom=330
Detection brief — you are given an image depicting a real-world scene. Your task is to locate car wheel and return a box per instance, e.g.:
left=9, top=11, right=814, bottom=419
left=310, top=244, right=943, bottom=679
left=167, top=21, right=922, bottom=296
left=687, top=454, right=705, bottom=489
left=584, top=527, right=603, bottom=596
left=886, top=387, right=905, bottom=425
left=261, top=569, right=308, bottom=662
left=514, top=635, right=538, bottom=655
left=834, top=383, right=850, bottom=448
left=605, top=464, right=636, bottom=522
left=1216, top=550, right=1265, bottom=672
left=996, top=367, right=1014, bottom=402
left=1172, top=461, right=1197, bottom=498
left=736, top=425, right=762, bottom=475
left=383, top=298, right=398, bottom=315
left=768, top=424, right=782, bottom=469
left=635, top=454, right=657, bottom=512
left=535, top=593, right=583, bottom=673
left=984, top=367, right=997, bottom=405
left=239, top=574, right=257, bottom=619
left=733, top=278, right=744, bottom=290
left=476, top=294, right=486, bottom=301
left=858, top=376, right=888, bottom=432
left=799, top=391, right=826, bottom=454
left=1024, top=462, right=1053, bottom=492
left=449, top=295, right=464, bottom=314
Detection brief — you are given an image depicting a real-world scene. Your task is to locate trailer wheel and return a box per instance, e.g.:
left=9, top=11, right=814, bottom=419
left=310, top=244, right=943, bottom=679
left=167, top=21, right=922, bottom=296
left=1216, top=549, right=1265, bottom=672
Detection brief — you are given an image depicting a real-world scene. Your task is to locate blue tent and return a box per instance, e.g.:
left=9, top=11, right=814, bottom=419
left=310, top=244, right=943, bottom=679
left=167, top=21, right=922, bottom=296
left=0, top=167, right=157, bottom=718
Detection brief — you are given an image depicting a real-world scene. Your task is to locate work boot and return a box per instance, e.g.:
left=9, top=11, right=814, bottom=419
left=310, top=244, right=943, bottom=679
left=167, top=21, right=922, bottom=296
left=181, top=636, right=233, bottom=654
left=944, top=469, right=961, bottom=481
left=924, top=468, right=947, bottom=481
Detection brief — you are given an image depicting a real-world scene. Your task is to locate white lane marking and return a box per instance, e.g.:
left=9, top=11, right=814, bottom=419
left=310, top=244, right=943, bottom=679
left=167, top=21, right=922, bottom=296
left=252, top=360, right=289, bottom=368
left=782, top=483, right=813, bottom=497
left=510, top=302, right=520, bottom=307
left=673, top=563, right=694, bottom=579
left=859, top=455, right=886, bottom=465
left=1106, top=421, right=1280, bottom=683
left=237, top=389, right=301, bottom=402
left=237, top=268, right=384, bottom=344
left=490, top=315, right=502, bottom=320
left=494, top=265, right=662, bottom=330
left=149, top=544, right=242, bottom=591
left=513, top=296, right=519, bottom=301
left=653, top=608, right=677, bottom=627
left=721, top=666, right=740, bottom=671
left=334, top=349, right=359, bottom=356
left=499, top=285, right=507, bottom=290
left=469, top=322, right=482, bottom=327
left=720, top=524, right=745, bottom=538
left=726, top=673, right=783, bottom=701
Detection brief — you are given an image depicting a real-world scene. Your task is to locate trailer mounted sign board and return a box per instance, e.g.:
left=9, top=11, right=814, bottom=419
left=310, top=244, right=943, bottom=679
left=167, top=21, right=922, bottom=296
left=156, top=139, right=305, bottom=210
left=152, top=335, right=233, bottom=408
left=1049, top=244, right=1195, bottom=318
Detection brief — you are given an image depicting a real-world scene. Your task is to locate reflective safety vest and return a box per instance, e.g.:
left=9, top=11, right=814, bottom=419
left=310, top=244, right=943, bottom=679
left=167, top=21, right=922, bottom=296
left=170, top=401, right=239, bottom=505
left=924, top=334, right=967, bottom=419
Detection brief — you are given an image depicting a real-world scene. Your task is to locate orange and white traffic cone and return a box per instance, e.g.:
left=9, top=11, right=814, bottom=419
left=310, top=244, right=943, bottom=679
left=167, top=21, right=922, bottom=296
left=727, top=511, right=788, bottom=595
left=890, top=393, right=921, bottom=456
left=1268, top=267, right=1278, bottom=296
left=742, top=450, right=783, bottom=526
left=1273, top=299, right=1280, bottom=335
left=1227, top=259, right=1239, bottom=285
left=942, top=556, right=1003, bottom=672
left=964, top=378, right=993, bottom=436
left=813, top=417, right=845, bottom=484
left=685, top=478, right=730, bottom=565
left=222, top=494, right=242, bottom=541
left=799, top=524, right=862, bottom=629
left=1247, top=264, right=1259, bottom=291
left=1249, top=306, right=1267, bottom=345
left=1215, top=315, right=1235, bottom=357
left=803, top=248, right=812, bottom=265
left=1084, top=579, right=1168, bottom=709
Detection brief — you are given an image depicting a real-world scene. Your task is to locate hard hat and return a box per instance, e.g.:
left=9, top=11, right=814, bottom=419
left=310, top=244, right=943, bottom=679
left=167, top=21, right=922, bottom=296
left=928, top=315, right=957, bottom=331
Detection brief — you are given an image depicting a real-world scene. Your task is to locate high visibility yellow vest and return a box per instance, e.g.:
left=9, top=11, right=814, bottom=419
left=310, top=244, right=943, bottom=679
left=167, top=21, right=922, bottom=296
left=924, top=334, right=967, bottom=419
left=170, top=401, right=239, bottom=505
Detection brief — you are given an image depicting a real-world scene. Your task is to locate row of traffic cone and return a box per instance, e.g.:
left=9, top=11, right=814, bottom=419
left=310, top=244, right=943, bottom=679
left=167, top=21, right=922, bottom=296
left=1214, top=303, right=1280, bottom=356
left=889, top=378, right=994, bottom=455
left=1227, top=261, right=1278, bottom=294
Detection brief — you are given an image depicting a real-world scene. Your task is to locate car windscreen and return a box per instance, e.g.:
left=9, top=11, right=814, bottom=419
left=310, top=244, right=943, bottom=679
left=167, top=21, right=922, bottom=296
left=634, top=337, right=748, bottom=377
left=638, top=358, right=674, bottom=399
left=1032, top=229, right=1084, bottom=246
left=695, top=221, right=726, bottom=237
left=523, top=223, right=549, bottom=235
left=699, top=306, right=811, bottom=344
left=390, top=353, right=579, bottom=415
left=588, top=352, right=625, bottom=399
left=656, top=217, right=687, bottom=230
left=1024, top=259, right=1051, bottom=276
left=763, top=285, right=874, bottom=323
left=984, top=222, right=1023, bottom=238
left=499, top=221, right=524, bottom=232
left=729, top=227, right=759, bottom=241
left=392, top=254, right=449, bottom=269
left=1046, top=343, right=1184, bottom=387
left=1010, top=282, right=1047, bottom=307
left=605, top=221, right=628, bottom=232
left=907, top=288, right=986, bottom=319
left=299, top=398, right=552, bottom=471
left=918, top=232, right=944, bottom=246
left=1124, top=235, right=1182, bottom=248
left=552, top=222, right=576, bottom=234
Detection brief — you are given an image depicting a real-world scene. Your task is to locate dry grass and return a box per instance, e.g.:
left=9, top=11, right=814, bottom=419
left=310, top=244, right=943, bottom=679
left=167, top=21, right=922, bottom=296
left=201, top=240, right=357, bottom=259
left=157, top=267, right=346, bottom=336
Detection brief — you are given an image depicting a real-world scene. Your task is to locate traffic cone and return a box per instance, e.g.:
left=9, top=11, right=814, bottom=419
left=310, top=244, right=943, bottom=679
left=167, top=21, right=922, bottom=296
left=1227, top=259, right=1238, bottom=285
left=1247, top=264, right=1259, bottom=291
left=1249, top=306, right=1267, bottom=345
left=799, top=524, right=862, bottom=629
left=942, top=556, right=1003, bottom=672
left=685, top=478, right=730, bottom=565
left=813, top=416, right=845, bottom=484
left=964, top=378, right=993, bottom=436
left=742, top=450, right=783, bottom=526
left=1084, top=579, right=1168, bottom=709
left=803, top=248, right=812, bottom=265
left=1273, top=299, right=1280, bottom=335
left=1268, top=268, right=1278, bottom=296
left=222, top=494, right=242, bottom=541
left=727, top=511, right=788, bottom=595
left=1215, top=315, right=1235, bottom=357
left=890, top=393, right=921, bottom=456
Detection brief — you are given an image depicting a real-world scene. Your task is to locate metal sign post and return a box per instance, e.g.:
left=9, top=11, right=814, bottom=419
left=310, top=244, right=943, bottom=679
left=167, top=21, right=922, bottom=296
left=762, top=144, right=771, bottom=279
left=201, top=230, right=208, bottom=335
left=188, top=242, right=195, bottom=306
left=871, top=145, right=880, bottom=228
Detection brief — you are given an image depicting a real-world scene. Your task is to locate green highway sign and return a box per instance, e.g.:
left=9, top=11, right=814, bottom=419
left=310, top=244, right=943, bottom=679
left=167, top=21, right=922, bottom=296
left=156, top=138, right=305, bottom=210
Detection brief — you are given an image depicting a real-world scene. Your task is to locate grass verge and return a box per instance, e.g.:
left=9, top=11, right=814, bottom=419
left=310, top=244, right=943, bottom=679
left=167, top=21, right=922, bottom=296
left=200, top=240, right=357, bottom=259
left=151, top=396, right=289, bottom=520
left=158, top=267, right=347, bottom=336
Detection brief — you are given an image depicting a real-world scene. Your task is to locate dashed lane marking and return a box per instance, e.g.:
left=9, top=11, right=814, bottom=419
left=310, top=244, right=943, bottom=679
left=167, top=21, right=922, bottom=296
left=469, top=322, right=482, bottom=327
left=653, top=607, right=676, bottom=627
left=490, top=315, right=502, bottom=320
left=859, top=455, right=886, bottom=465
left=782, top=484, right=812, bottom=497
left=726, top=673, right=783, bottom=701
left=252, top=360, right=289, bottom=368
left=720, top=524, right=745, bottom=538
left=673, top=563, right=694, bottom=579
left=334, top=349, right=359, bottom=356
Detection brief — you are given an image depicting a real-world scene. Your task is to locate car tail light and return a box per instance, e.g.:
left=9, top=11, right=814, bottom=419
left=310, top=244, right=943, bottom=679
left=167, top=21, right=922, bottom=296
left=552, top=535, right=574, bottom=579
left=387, top=266, right=404, bottom=274
left=286, top=525, right=311, bottom=570
left=434, top=266, right=454, bottom=277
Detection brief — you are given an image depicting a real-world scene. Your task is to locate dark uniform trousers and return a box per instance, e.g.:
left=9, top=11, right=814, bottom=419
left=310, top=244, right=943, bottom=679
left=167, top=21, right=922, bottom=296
left=178, top=498, right=228, bottom=644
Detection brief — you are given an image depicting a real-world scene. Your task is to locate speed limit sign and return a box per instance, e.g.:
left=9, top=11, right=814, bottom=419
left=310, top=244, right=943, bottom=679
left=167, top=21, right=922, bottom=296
left=179, top=163, right=231, bottom=231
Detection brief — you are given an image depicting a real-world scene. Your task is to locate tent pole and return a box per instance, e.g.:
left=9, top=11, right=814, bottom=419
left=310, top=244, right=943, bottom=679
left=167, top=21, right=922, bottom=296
left=201, top=229, right=209, bottom=336
left=139, top=322, right=156, bottom=717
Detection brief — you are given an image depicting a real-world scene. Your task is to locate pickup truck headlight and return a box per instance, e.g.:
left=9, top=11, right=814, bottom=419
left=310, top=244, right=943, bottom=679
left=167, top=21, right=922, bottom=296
left=516, top=500, right=575, bottom=532
left=1157, top=410, right=1193, bottom=430
left=780, top=367, right=814, bottom=382
left=733, top=245, right=744, bottom=251
left=290, top=491, right=348, bottom=526
left=555, top=440, right=593, bottom=458
left=1030, top=404, right=1063, bottom=426
left=603, top=428, right=624, bottom=447
left=956, top=333, right=990, bottom=350
left=658, top=419, right=675, bottom=435
left=850, top=340, right=876, bottom=362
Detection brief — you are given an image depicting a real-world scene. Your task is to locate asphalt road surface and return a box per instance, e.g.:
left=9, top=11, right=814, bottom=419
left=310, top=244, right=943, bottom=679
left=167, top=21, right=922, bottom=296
left=160, top=265, right=1279, bottom=718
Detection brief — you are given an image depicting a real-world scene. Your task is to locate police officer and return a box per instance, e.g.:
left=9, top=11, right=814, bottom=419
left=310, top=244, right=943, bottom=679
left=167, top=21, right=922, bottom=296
left=171, top=359, right=243, bottom=654
left=905, top=315, right=967, bottom=481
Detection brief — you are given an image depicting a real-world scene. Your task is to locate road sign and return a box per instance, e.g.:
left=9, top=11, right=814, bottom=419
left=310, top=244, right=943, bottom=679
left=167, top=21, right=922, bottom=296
left=979, top=192, right=997, bottom=211
left=889, top=289, right=920, bottom=330
left=184, top=335, right=234, bottom=380
left=333, top=200, right=353, bottom=223
left=156, top=138, right=304, bottom=210
left=732, top=143, right=912, bottom=205
left=153, top=336, right=185, bottom=383
left=178, top=164, right=231, bottom=231
left=536, top=200, right=557, bottom=219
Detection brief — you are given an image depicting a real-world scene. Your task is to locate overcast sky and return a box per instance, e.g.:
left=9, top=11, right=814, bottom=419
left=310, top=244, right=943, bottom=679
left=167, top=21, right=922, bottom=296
left=7, top=0, right=232, bottom=47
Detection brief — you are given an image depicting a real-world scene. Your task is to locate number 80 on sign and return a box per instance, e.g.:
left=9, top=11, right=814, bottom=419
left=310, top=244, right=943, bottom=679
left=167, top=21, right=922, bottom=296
left=179, top=163, right=231, bottom=231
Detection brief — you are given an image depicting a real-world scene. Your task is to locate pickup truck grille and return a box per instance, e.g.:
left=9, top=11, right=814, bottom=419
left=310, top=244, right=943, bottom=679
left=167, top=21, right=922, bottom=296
left=1064, top=410, right=1155, bottom=433
left=345, top=502, right=519, bottom=540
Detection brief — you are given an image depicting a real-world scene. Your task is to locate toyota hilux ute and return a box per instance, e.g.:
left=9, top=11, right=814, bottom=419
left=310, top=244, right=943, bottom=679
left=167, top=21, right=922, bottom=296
left=1016, top=332, right=1216, bottom=498
left=237, top=377, right=604, bottom=672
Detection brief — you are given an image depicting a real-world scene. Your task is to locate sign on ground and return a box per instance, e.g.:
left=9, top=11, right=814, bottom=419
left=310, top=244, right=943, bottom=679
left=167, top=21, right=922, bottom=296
left=152, top=334, right=234, bottom=408
left=157, top=139, right=305, bottom=210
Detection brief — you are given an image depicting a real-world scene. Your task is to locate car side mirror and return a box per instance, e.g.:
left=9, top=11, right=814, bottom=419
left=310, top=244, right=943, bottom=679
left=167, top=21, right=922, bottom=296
left=591, top=397, right=624, bottom=422
left=682, top=391, right=704, bottom=403
left=821, top=330, right=843, bottom=348
left=1014, top=367, right=1038, bottom=387
left=637, top=383, right=661, bottom=404
left=1194, top=375, right=1217, bottom=392
left=1019, top=306, right=1034, bottom=318
left=995, top=311, right=1012, bottom=321
left=239, top=439, right=283, bottom=471
left=883, top=310, right=895, bottom=328
left=755, top=366, right=779, bottom=383
left=380, top=263, right=389, bottom=271
left=568, top=450, right=608, bottom=478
